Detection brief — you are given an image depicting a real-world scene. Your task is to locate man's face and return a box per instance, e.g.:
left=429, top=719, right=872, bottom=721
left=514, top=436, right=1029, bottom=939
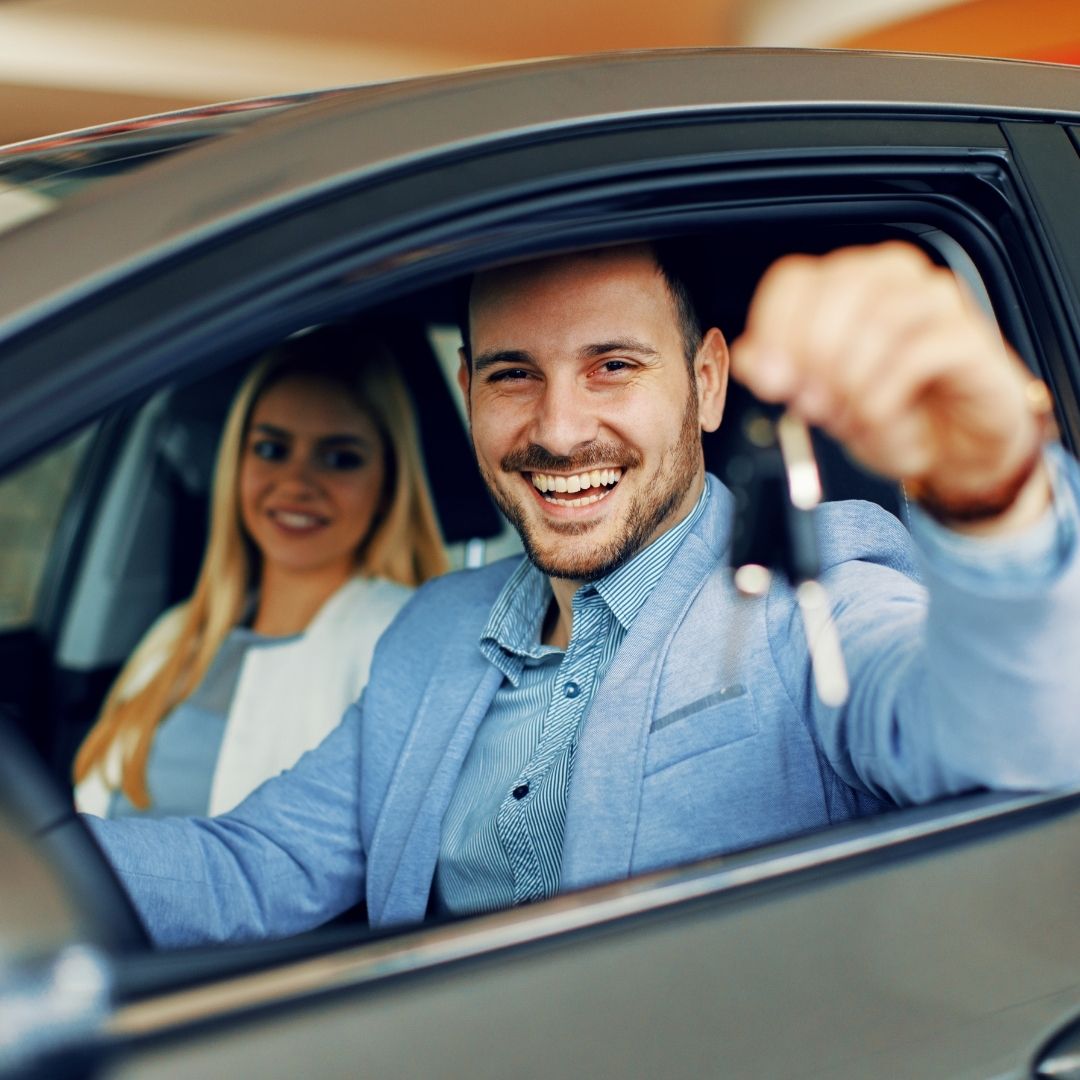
left=460, top=246, right=727, bottom=582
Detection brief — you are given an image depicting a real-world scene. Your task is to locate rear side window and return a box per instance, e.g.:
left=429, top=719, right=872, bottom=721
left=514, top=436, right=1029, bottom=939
left=0, top=429, right=93, bottom=630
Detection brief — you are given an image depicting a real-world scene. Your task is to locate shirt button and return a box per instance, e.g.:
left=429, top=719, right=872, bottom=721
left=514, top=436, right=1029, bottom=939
left=512, top=784, right=530, bottom=800
left=564, top=681, right=580, bottom=698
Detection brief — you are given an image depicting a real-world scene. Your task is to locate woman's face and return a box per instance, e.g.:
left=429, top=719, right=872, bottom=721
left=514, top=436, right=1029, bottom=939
left=239, top=373, right=387, bottom=586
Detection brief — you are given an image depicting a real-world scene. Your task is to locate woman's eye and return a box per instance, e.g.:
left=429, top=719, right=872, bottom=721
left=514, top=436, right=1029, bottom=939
left=322, top=449, right=364, bottom=470
left=251, top=438, right=287, bottom=461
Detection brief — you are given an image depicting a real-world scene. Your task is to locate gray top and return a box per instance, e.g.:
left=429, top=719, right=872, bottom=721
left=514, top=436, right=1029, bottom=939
left=106, top=626, right=298, bottom=820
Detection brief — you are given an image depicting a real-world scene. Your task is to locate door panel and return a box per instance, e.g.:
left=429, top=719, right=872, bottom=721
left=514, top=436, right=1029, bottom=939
left=107, top=798, right=1080, bottom=1079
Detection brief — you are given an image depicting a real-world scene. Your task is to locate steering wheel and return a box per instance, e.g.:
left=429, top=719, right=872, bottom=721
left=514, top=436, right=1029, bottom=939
left=0, top=708, right=150, bottom=952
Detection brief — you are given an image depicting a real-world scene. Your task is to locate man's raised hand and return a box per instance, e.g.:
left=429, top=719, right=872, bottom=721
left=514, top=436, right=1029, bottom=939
left=729, top=242, right=1052, bottom=535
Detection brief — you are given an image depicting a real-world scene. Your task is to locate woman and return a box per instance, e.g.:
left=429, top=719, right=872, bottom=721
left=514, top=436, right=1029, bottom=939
left=74, top=326, right=448, bottom=817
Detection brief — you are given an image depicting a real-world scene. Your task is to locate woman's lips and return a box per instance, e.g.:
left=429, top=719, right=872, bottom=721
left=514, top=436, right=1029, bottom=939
left=267, top=508, right=329, bottom=532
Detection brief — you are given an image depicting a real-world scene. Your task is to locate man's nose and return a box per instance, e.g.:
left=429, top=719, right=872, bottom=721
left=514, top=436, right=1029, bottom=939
left=529, top=379, right=600, bottom=458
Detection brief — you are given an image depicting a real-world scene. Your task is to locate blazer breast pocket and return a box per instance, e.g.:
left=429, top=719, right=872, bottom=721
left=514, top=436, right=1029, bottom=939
left=644, top=685, right=759, bottom=776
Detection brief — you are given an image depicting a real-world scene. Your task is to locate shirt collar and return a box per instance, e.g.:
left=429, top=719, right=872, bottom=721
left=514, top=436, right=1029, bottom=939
left=480, top=483, right=710, bottom=681
left=479, top=558, right=555, bottom=682
left=594, top=484, right=709, bottom=631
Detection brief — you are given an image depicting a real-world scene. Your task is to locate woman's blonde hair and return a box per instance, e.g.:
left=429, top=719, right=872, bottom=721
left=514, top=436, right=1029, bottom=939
left=74, top=326, right=448, bottom=808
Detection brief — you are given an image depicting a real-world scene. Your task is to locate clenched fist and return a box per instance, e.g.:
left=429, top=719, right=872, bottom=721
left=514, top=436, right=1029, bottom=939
left=730, top=242, right=1052, bottom=536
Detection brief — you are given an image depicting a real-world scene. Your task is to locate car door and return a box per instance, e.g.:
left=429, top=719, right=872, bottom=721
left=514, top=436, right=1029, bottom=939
left=2, top=50, right=1080, bottom=1080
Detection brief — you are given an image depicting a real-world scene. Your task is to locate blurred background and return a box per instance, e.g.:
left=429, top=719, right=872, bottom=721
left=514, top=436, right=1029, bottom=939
left=1, top=0, right=1079, bottom=147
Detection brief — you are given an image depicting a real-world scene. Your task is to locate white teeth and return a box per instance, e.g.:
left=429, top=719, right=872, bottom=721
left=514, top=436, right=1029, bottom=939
left=273, top=511, right=320, bottom=528
left=534, top=487, right=615, bottom=507
left=530, top=467, right=623, bottom=494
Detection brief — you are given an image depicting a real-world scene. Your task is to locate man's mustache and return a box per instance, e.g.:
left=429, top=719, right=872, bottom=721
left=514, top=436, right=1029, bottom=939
left=501, top=442, right=642, bottom=473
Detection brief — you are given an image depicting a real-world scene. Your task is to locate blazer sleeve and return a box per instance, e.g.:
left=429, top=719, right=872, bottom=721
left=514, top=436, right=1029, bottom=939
left=768, top=450, right=1080, bottom=806
left=84, top=697, right=368, bottom=948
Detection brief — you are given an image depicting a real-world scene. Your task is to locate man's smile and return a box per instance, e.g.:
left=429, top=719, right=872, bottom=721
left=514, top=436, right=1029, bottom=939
left=525, top=467, right=623, bottom=509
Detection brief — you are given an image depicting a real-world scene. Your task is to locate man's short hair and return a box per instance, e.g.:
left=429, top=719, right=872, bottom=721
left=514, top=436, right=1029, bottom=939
left=652, top=238, right=704, bottom=369
left=459, top=239, right=703, bottom=370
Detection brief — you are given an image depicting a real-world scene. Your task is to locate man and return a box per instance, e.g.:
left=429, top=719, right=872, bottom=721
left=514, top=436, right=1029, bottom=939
left=89, top=241, right=1080, bottom=946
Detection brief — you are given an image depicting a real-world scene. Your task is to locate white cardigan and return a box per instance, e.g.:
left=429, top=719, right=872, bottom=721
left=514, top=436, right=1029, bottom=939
left=75, top=575, right=412, bottom=817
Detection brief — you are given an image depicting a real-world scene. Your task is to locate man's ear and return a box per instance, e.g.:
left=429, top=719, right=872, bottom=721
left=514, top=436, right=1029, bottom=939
left=695, top=327, right=729, bottom=433
left=456, top=348, right=472, bottom=422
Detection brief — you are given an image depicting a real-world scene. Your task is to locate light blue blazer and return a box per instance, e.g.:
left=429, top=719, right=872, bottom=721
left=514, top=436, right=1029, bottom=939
left=89, top=473, right=1080, bottom=947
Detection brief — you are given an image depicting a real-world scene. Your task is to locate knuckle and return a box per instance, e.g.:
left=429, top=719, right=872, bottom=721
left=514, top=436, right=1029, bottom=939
left=758, top=253, right=817, bottom=293
left=879, top=239, right=929, bottom=265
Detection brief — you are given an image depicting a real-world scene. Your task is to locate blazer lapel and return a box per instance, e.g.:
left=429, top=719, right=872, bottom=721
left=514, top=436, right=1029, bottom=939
left=367, top=660, right=504, bottom=926
left=560, top=480, right=731, bottom=892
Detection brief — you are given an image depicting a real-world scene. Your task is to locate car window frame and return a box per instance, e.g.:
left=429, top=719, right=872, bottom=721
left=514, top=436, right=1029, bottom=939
left=2, top=107, right=1080, bottom=1025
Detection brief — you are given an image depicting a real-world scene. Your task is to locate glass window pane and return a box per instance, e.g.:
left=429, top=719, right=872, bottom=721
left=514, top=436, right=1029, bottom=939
left=0, top=429, right=94, bottom=629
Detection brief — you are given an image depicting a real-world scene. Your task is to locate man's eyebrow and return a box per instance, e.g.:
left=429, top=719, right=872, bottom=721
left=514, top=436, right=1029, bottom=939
left=472, top=349, right=533, bottom=373
left=581, top=338, right=660, bottom=360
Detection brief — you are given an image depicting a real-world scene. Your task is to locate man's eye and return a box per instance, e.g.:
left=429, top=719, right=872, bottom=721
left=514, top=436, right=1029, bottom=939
left=487, top=368, right=533, bottom=383
left=595, top=360, right=633, bottom=375
left=321, top=449, right=364, bottom=470
left=251, top=438, right=288, bottom=461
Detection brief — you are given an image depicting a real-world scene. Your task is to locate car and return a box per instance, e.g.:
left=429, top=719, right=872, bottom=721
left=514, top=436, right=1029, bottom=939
left=3, top=47, right=1080, bottom=1080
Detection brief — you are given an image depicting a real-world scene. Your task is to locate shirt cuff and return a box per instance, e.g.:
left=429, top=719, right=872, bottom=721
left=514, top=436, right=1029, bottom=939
left=905, top=444, right=1078, bottom=589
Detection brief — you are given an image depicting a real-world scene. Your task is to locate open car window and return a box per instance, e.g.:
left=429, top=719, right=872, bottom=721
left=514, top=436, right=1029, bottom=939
left=0, top=211, right=1056, bottom=864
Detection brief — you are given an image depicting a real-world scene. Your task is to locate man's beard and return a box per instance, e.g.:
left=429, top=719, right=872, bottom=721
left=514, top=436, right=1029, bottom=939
left=478, top=387, right=702, bottom=582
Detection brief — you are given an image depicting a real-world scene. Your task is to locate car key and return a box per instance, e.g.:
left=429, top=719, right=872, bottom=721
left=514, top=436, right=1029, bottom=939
left=725, top=407, right=850, bottom=707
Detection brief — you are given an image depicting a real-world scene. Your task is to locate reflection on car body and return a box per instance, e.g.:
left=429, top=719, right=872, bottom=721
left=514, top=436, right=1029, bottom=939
left=2, top=48, right=1080, bottom=1080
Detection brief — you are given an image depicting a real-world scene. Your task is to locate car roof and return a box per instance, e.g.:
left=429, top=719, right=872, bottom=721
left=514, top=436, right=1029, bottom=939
left=5, top=47, right=1079, bottom=157
left=2, top=47, right=1079, bottom=343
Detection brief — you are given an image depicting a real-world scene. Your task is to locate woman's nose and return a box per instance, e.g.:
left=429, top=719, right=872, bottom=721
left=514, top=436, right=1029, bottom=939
left=276, top=453, right=319, bottom=492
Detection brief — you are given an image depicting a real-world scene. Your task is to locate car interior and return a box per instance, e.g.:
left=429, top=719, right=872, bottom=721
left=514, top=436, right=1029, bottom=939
left=0, top=211, right=1056, bottom=994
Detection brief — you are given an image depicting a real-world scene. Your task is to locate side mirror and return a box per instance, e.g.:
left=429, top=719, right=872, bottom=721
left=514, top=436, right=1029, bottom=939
left=0, top=711, right=140, bottom=1077
left=0, top=798, right=112, bottom=1077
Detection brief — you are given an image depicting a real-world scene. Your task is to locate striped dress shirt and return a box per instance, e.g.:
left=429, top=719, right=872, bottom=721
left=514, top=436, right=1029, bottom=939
left=434, top=487, right=710, bottom=916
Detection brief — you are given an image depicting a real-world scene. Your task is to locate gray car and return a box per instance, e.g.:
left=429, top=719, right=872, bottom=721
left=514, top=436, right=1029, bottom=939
left=2, top=48, right=1080, bottom=1080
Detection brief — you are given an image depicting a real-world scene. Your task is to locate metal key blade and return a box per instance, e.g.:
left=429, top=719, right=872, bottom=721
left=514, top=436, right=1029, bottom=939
left=775, top=411, right=850, bottom=708
left=775, top=412, right=823, bottom=510
left=795, top=578, right=850, bottom=707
